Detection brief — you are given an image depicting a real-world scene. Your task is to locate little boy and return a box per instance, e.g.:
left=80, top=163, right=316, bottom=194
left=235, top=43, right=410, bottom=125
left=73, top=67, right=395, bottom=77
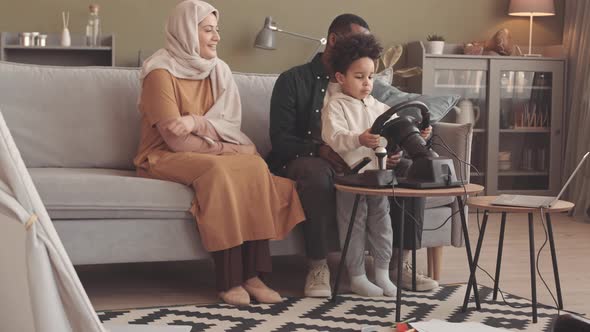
left=321, top=33, right=396, bottom=297
left=322, top=34, right=431, bottom=297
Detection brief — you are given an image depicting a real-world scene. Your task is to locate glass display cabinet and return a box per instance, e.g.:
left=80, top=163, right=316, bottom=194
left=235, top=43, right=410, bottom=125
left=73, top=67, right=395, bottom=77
left=407, top=41, right=565, bottom=195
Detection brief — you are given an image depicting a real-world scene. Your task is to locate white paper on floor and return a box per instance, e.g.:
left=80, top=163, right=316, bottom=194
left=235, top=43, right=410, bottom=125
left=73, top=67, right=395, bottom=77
left=412, top=319, right=511, bottom=332
left=104, top=324, right=192, bottom=332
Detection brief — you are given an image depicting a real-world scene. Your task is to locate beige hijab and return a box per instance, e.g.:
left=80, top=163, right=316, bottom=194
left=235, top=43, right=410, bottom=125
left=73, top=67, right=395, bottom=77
left=140, top=0, right=252, bottom=145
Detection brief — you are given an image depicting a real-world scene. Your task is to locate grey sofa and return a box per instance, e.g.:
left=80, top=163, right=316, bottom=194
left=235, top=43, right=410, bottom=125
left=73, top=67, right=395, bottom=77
left=0, top=61, right=472, bottom=274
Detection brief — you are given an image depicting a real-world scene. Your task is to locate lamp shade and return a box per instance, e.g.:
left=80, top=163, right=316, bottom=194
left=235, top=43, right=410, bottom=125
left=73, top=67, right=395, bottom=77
left=509, top=0, right=555, bottom=16
left=254, top=16, right=276, bottom=50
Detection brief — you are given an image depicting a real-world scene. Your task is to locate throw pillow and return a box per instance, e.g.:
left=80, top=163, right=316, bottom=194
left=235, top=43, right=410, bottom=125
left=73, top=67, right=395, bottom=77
left=375, top=67, right=394, bottom=86
left=372, top=78, right=460, bottom=123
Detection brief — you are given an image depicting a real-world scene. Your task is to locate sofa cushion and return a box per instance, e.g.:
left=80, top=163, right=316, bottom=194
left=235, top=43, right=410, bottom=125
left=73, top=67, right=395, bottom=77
left=29, top=168, right=193, bottom=220
left=0, top=61, right=143, bottom=169
left=233, top=72, right=278, bottom=158
left=0, top=62, right=281, bottom=169
left=54, top=218, right=305, bottom=265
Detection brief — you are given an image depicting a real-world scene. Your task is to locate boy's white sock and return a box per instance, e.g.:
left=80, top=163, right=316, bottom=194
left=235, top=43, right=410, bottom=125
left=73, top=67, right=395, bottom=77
left=374, top=267, right=397, bottom=297
left=350, top=274, right=383, bottom=297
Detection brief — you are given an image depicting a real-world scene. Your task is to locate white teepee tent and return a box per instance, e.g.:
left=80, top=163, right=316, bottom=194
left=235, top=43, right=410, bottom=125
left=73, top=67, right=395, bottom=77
left=0, top=111, right=106, bottom=332
left=0, top=112, right=189, bottom=332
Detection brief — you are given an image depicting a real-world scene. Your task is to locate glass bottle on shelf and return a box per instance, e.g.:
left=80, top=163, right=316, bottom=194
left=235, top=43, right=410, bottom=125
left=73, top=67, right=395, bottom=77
left=85, top=4, right=101, bottom=47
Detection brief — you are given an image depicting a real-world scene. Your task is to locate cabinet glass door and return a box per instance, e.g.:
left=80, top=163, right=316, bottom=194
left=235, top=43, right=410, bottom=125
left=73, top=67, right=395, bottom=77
left=489, top=59, right=563, bottom=195
left=431, top=67, right=487, bottom=186
left=497, top=71, right=552, bottom=191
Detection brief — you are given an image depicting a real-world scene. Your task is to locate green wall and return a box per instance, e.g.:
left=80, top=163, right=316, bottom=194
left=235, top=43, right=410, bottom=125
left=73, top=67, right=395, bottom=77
left=0, top=0, right=564, bottom=73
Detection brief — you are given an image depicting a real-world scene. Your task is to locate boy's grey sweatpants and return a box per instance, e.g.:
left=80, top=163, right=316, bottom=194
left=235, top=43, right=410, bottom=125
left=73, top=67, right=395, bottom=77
left=337, top=191, right=393, bottom=277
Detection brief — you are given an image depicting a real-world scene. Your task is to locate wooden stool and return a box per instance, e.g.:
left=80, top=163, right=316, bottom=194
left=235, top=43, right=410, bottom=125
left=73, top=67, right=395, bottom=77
left=463, top=196, right=574, bottom=323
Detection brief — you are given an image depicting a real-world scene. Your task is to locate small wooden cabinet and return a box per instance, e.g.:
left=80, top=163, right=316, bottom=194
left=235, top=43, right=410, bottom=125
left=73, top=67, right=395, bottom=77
left=0, top=32, right=114, bottom=66
left=407, top=41, right=566, bottom=195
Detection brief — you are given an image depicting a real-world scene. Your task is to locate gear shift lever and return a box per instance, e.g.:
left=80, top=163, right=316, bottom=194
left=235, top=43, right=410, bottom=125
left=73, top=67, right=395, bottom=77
left=333, top=146, right=397, bottom=188
left=375, top=146, right=387, bottom=170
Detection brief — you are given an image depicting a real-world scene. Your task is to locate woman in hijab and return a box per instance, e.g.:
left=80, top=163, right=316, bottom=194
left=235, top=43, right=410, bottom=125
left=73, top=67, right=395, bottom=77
left=134, top=0, right=305, bottom=306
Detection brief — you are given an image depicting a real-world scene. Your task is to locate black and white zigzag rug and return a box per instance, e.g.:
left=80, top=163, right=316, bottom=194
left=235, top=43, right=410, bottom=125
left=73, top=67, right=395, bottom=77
left=98, top=284, right=564, bottom=332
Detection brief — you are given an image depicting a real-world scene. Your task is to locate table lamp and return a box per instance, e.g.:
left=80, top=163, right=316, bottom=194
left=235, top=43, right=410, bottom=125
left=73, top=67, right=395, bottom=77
left=508, top=0, right=555, bottom=56
left=254, top=16, right=327, bottom=61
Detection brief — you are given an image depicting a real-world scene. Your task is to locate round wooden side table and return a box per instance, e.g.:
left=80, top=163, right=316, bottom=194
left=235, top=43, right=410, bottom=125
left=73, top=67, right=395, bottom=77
left=332, top=183, right=484, bottom=322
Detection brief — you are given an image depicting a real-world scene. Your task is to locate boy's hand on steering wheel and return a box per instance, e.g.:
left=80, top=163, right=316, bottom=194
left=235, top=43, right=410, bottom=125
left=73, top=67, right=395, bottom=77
left=420, top=125, right=432, bottom=140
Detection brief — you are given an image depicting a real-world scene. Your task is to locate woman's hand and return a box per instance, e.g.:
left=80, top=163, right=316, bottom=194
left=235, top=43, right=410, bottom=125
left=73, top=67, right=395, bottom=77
left=235, top=144, right=258, bottom=155
left=420, top=125, right=432, bottom=140
left=165, top=115, right=196, bottom=137
left=359, top=129, right=381, bottom=149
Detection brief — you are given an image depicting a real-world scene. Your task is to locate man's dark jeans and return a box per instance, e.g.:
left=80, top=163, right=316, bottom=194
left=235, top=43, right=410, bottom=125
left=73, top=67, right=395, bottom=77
left=391, top=157, right=424, bottom=250
left=390, top=196, right=424, bottom=250
left=283, top=157, right=337, bottom=260
left=282, top=156, right=423, bottom=260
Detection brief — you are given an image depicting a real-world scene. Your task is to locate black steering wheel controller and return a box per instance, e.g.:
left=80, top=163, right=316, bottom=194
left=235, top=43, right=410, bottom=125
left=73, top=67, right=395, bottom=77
left=370, top=100, right=437, bottom=160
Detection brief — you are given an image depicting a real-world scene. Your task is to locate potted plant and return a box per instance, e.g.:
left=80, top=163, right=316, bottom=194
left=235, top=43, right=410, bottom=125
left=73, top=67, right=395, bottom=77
left=426, top=34, right=445, bottom=55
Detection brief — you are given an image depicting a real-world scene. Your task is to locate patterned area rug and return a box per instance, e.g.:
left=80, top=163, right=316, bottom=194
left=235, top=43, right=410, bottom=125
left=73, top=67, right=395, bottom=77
left=98, top=284, right=563, bottom=332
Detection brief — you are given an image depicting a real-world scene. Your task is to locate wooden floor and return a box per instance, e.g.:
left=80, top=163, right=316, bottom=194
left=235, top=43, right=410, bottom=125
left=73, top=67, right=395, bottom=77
left=79, top=212, right=590, bottom=315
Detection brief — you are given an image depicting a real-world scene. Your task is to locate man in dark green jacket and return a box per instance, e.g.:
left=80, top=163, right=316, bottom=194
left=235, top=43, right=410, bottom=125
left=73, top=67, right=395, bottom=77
left=267, top=14, right=439, bottom=297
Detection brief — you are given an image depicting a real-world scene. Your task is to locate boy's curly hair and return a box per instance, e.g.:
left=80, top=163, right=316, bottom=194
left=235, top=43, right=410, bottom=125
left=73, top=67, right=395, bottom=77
left=331, top=33, right=383, bottom=75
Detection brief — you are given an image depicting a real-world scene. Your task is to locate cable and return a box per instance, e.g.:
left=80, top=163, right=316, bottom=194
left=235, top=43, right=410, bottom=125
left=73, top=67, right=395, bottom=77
left=469, top=193, right=569, bottom=315
left=426, top=134, right=477, bottom=230
left=474, top=208, right=523, bottom=309
left=424, top=210, right=460, bottom=231
left=433, top=136, right=525, bottom=309
left=388, top=177, right=459, bottom=232
left=389, top=179, right=422, bottom=230
left=432, top=134, right=576, bottom=317
left=387, top=133, right=477, bottom=233
left=431, top=134, right=482, bottom=177
left=386, top=132, right=474, bottom=277
left=538, top=208, right=561, bottom=316
left=433, top=134, right=526, bottom=310
left=435, top=126, right=534, bottom=310
left=387, top=132, right=477, bottom=283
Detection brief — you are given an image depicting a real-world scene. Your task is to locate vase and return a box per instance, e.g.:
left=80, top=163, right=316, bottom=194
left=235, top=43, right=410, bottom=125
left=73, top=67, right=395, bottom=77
left=454, top=99, right=481, bottom=126
left=60, top=28, right=71, bottom=47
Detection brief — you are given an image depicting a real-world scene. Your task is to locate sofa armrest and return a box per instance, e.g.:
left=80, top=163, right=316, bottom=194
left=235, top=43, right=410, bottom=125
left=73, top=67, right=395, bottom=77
left=431, top=121, right=473, bottom=184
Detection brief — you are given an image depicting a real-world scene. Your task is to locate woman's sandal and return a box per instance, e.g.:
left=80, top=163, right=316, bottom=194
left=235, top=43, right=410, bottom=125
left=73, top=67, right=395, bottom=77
left=219, top=286, right=250, bottom=306
left=243, top=277, right=283, bottom=304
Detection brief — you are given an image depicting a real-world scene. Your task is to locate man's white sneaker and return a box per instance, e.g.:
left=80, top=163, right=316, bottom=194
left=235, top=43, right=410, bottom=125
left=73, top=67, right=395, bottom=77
left=304, top=263, right=331, bottom=297
left=390, top=262, right=439, bottom=292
